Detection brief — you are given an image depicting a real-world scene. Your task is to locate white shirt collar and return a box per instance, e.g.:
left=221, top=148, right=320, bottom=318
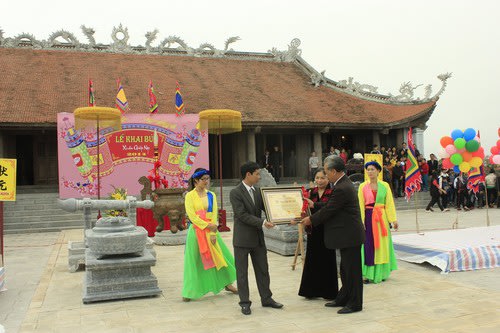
left=333, top=173, right=345, bottom=186
left=242, top=181, right=255, bottom=192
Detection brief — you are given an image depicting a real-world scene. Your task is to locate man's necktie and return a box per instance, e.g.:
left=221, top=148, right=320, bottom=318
left=249, top=187, right=255, bottom=204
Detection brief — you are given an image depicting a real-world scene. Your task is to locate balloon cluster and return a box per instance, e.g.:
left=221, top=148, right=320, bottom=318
left=438, top=128, right=483, bottom=173
left=489, top=128, right=500, bottom=165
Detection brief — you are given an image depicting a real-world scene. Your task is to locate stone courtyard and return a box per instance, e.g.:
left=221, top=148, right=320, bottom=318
left=1, top=208, right=499, bottom=333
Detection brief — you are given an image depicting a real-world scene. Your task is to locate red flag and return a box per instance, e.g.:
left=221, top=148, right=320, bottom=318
left=148, top=80, right=158, bottom=114
left=404, top=127, right=422, bottom=201
left=88, top=79, right=96, bottom=107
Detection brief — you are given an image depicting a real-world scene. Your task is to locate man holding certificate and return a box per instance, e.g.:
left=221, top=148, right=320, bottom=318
left=230, top=161, right=284, bottom=316
left=301, top=156, right=365, bottom=314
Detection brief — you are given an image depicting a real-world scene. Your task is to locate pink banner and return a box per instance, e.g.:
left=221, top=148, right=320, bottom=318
left=57, top=113, right=208, bottom=199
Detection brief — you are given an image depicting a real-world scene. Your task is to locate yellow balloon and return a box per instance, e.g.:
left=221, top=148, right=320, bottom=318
left=469, top=157, right=483, bottom=168
left=459, top=161, right=471, bottom=173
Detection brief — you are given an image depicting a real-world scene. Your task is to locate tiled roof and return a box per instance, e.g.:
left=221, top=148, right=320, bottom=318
left=0, top=48, right=436, bottom=127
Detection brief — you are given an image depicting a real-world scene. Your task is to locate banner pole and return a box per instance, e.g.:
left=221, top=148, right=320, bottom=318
left=414, top=192, right=420, bottom=234
left=484, top=185, right=491, bottom=227
left=0, top=201, right=4, bottom=266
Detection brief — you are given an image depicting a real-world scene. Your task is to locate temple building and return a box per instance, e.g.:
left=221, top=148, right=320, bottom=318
left=0, top=25, right=450, bottom=185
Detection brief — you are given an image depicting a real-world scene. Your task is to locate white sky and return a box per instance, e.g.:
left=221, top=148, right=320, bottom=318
left=2, top=0, right=499, bottom=156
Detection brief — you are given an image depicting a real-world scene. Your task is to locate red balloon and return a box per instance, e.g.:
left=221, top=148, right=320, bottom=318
left=490, top=156, right=495, bottom=164
left=497, top=139, right=500, bottom=149
left=472, top=146, right=484, bottom=159
left=440, top=136, right=454, bottom=148
left=442, top=158, right=453, bottom=169
left=491, top=146, right=500, bottom=155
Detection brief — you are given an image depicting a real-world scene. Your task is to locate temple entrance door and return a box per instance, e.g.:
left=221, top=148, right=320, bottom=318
left=33, top=134, right=58, bottom=185
left=282, top=134, right=296, bottom=177
left=16, top=135, right=34, bottom=185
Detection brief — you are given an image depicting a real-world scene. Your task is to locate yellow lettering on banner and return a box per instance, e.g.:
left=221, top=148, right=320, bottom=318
left=115, top=135, right=124, bottom=143
left=0, top=158, right=17, bottom=201
left=125, top=136, right=144, bottom=143
left=168, top=153, right=180, bottom=165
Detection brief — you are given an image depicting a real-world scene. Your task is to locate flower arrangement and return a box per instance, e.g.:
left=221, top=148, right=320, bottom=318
left=105, top=186, right=128, bottom=217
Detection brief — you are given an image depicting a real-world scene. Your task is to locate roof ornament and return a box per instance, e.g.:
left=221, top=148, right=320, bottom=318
left=81, top=25, right=96, bottom=47
left=145, top=29, right=159, bottom=51
left=48, top=30, right=80, bottom=48
left=196, top=42, right=217, bottom=55
left=388, top=82, right=423, bottom=102
left=12, top=33, right=42, bottom=48
left=159, top=35, right=193, bottom=54
left=110, top=24, right=131, bottom=52
left=269, top=38, right=302, bottom=62
left=431, top=72, right=452, bottom=101
left=337, top=77, right=379, bottom=94
left=311, top=70, right=327, bottom=87
left=223, top=36, right=240, bottom=52
left=387, top=72, right=452, bottom=103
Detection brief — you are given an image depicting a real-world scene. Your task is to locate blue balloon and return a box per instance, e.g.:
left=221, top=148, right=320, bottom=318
left=451, top=129, right=464, bottom=140
left=453, top=165, right=460, bottom=173
left=463, top=128, right=476, bottom=141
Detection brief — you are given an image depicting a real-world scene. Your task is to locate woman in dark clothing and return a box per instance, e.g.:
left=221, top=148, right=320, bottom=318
left=298, top=169, right=338, bottom=299
left=426, top=171, right=450, bottom=212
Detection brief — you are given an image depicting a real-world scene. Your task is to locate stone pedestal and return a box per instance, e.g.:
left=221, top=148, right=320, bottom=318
left=263, top=224, right=306, bottom=256
left=68, top=238, right=156, bottom=272
left=153, top=229, right=187, bottom=246
left=83, top=249, right=161, bottom=303
left=68, top=241, right=86, bottom=272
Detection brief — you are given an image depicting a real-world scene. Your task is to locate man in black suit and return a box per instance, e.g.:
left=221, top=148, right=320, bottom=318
left=229, top=161, right=283, bottom=315
left=269, top=146, right=282, bottom=183
left=301, top=156, right=365, bottom=314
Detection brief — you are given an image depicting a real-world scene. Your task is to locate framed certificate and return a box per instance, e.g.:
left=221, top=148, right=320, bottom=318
left=260, top=186, right=310, bottom=224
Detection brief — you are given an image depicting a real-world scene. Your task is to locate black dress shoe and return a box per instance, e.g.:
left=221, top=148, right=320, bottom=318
left=241, top=305, right=251, bottom=315
left=262, top=300, right=283, bottom=309
left=324, top=301, right=343, bottom=307
left=337, top=306, right=362, bottom=314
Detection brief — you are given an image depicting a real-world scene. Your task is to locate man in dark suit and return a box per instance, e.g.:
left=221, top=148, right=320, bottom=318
left=230, top=161, right=283, bottom=315
left=301, top=156, right=365, bottom=314
left=269, top=146, right=282, bottom=183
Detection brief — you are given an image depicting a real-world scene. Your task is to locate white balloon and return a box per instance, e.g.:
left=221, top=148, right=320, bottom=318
left=438, top=148, right=449, bottom=159
left=493, top=155, right=500, bottom=165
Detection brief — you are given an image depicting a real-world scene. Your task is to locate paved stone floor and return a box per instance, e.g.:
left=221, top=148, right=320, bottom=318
left=1, top=208, right=499, bottom=333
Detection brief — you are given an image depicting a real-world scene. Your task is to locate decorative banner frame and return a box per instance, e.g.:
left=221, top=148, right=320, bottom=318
left=57, top=113, right=209, bottom=199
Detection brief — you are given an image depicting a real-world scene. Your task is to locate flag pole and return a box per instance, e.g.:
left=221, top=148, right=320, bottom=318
left=484, top=185, right=491, bottom=227
left=414, top=191, right=421, bottom=234
left=452, top=200, right=459, bottom=229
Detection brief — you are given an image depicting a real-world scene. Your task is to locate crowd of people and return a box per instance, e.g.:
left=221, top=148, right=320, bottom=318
left=327, top=142, right=500, bottom=211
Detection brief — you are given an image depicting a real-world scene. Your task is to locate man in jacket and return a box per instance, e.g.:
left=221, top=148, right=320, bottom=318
left=301, top=156, right=365, bottom=314
left=230, top=161, right=283, bottom=315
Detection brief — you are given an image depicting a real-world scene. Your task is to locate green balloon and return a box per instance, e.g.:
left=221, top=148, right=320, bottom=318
left=465, top=139, right=480, bottom=152
left=450, top=153, right=463, bottom=165
left=454, top=138, right=466, bottom=149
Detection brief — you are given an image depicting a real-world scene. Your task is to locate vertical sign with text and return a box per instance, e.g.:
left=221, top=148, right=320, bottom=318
left=0, top=159, right=16, bottom=201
